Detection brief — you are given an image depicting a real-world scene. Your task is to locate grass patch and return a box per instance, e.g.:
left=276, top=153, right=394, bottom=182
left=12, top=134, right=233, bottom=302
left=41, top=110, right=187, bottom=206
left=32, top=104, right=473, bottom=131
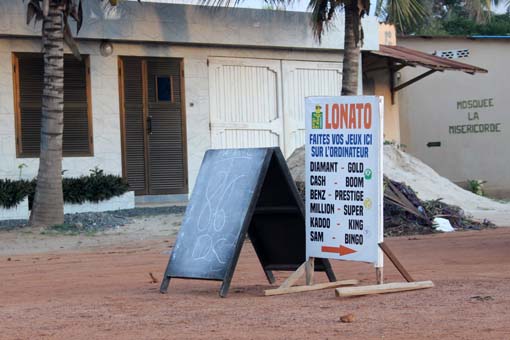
left=41, top=223, right=97, bottom=236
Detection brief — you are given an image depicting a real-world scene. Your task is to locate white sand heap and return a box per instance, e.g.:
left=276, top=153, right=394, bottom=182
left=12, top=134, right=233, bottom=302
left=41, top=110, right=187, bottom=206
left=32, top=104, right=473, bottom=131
left=287, top=145, right=510, bottom=226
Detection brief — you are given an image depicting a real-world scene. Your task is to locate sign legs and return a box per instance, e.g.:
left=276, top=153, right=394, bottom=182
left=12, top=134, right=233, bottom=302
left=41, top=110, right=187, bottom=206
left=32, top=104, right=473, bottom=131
left=376, top=267, right=383, bottom=284
left=219, top=280, right=231, bottom=298
left=160, top=276, right=171, bottom=293
left=322, top=259, right=337, bottom=282
left=305, top=257, right=315, bottom=285
left=160, top=262, right=172, bottom=293
left=264, top=270, right=276, bottom=284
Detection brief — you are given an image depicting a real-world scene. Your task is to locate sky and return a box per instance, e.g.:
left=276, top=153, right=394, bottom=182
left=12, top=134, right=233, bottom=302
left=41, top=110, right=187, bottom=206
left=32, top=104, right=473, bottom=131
left=135, top=0, right=369, bottom=12
left=132, top=0, right=508, bottom=14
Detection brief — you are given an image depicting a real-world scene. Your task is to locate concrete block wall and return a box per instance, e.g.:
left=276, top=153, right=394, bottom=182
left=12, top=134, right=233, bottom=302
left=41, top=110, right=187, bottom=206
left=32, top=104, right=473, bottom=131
left=0, top=198, right=29, bottom=220
left=64, top=191, right=135, bottom=214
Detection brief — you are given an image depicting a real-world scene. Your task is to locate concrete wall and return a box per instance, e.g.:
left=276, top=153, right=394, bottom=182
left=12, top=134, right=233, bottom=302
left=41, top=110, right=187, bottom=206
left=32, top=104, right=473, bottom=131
left=398, top=37, right=510, bottom=198
left=0, top=38, right=346, bottom=193
left=371, top=69, right=401, bottom=143
left=0, top=39, right=122, bottom=181
left=363, top=55, right=401, bottom=144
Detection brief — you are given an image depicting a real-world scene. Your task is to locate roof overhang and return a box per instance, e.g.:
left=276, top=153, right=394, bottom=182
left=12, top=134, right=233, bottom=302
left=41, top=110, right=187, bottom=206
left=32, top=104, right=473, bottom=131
left=369, top=45, right=487, bottom=74
left=364, top=45, right=487, bottom=103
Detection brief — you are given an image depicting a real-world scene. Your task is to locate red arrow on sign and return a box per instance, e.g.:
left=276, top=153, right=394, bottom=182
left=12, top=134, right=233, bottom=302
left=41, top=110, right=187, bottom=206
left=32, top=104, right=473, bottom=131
left=321, top=245, right=357, bottom=256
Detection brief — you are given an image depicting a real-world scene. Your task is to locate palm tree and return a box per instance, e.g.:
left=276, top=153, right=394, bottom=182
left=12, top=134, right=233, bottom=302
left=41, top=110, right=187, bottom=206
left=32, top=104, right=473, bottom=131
left=464, top=0, right=505, bottom=23
left=377, top=0, right=508, bottom=33
left=375, top=0, right=427, bottom=33
left=25, top=0, right=120, bottom=227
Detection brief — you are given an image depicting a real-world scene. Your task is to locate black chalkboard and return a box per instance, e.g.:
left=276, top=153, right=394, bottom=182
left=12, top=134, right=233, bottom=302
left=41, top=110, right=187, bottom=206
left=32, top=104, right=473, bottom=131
left=160, top=147, right=335, bottom=297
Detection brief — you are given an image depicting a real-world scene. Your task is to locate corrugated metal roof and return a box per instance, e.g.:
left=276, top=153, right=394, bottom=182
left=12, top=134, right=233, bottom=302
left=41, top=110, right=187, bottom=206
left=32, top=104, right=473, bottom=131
left=399, top=35, right=510, bottom=40
left=370, top=45, right=487, bottom=74
left=470, top=35, right=510, bottom=39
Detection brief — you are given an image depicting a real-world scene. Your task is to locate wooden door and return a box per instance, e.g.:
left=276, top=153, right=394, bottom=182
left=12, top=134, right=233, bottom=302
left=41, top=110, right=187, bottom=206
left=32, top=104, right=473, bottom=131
left=119, top=57, right=188, bottom=196
left=208, top=57, right=284, bottom=150
left=282, top=60, right=343, bottom=157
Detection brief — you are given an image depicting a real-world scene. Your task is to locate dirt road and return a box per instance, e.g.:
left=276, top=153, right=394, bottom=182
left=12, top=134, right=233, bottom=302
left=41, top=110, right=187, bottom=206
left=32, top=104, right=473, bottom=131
left=1, top=228, right=509, bottom=339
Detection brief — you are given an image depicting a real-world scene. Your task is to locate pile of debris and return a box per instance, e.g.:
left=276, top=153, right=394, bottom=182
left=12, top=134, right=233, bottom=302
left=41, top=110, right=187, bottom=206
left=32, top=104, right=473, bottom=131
left=383, top=177, right=492, bottom=236
left=288, top=146, right=494, bottom=236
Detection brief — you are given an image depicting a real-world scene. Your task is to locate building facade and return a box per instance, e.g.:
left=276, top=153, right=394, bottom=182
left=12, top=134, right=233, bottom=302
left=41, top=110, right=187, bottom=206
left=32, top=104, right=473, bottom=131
left=0, top=1, right=378, bottom=201
left=398, top=36, right=510, bottom=198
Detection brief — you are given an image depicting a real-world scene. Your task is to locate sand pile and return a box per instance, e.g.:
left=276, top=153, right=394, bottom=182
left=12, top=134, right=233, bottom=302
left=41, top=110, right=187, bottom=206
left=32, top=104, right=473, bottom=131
left=288, top=145, right=510, bottom=226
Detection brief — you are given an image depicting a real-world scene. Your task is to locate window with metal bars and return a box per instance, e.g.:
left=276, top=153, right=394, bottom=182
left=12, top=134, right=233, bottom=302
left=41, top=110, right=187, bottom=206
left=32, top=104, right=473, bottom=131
left=13, top=53, right=93, bottom=157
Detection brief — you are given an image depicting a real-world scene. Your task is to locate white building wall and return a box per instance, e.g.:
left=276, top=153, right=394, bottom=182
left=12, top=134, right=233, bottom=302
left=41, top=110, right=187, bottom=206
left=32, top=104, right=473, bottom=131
left=0, top=38, right=346, bottom=193
left=0, top=39, right=123, bottom=180
left=398, top=37, right=510, bottom=198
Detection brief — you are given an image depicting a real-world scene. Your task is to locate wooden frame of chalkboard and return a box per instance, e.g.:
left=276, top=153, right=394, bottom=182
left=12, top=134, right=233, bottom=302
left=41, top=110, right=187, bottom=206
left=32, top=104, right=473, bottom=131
left=160, top=147, right=336, bottom=297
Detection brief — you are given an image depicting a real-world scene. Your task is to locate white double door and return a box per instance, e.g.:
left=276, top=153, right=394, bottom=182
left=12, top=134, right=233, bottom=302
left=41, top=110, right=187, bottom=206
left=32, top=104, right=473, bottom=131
left=209, top=57, right=342, bottom=157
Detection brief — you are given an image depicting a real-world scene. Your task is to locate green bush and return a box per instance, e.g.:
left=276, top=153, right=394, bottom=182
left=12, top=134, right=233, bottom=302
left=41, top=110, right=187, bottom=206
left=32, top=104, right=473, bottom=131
left=467, top=179, right=486, bottom=196
left=0, top=179, right=34, bottom=208
left=63, top=167, right=129, bottom=204
left=0, top=168, right=129, bottom=209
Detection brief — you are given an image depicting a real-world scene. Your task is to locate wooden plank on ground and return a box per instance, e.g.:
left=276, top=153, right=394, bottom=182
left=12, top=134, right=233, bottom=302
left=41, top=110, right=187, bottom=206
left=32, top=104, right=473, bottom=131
left=335, top=281, right=434, bottom=298
left=379, top=242, right=414, bottom=282
left=278, top=262, right=306, bottom=289
left=265, top=280, right=359, bottom=296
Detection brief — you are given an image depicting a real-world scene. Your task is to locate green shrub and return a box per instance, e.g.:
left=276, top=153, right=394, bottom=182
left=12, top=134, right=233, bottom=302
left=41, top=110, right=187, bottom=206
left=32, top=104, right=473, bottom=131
left=0, top=168, right=129, bottom=209
left=467, top=179, right=486, bottom=196
left=0, top=179, right=33, bottom=208
left=63, top=167, right=129, bottom=204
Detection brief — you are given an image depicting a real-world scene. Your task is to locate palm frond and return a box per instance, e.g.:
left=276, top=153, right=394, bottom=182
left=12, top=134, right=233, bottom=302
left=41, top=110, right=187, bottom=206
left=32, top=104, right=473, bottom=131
left=374, top=0, right=385, bottom=17
left=465, top=0, right=505, bottom=23
left=307, top=0, right=370, bottom=43
left=26, top=0, right=43, bottom=25
left=384, top=0, right=427, bottom=32
left=24, top=0, right=138, bottom=59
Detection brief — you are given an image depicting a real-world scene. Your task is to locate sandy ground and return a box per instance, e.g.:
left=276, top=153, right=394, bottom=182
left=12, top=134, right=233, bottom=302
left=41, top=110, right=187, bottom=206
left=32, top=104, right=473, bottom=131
left=1, top=222, right=510, bottom=340
left=0, top=213, right=184, bottom=256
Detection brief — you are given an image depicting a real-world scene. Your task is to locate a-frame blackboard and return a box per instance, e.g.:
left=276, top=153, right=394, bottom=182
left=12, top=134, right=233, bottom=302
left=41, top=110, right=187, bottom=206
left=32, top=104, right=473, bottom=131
left=160, top=147, right=335, bottom=297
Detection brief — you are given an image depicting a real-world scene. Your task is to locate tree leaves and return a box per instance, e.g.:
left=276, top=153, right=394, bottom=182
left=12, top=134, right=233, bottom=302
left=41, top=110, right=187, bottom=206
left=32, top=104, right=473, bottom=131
left=24, top=0, right=130, bottom=60
left=380, top=0, right=427, bottom=33
left=63, top=17, right=82, bottom=60
left=68, top=0, right=83, bottom=34
left=26, top=0, right=43, bottom=26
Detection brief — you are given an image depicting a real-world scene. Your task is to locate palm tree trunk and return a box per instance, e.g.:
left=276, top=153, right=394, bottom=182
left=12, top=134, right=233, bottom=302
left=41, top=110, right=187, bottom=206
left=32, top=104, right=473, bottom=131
left=341, top=0, right=361, bottom=96
left=29, top=3, right=65, bottom=227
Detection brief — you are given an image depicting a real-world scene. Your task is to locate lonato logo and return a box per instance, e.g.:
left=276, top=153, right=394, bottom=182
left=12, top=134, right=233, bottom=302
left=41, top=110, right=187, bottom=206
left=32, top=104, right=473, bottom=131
left=312, top=105, right=323, bottom=129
